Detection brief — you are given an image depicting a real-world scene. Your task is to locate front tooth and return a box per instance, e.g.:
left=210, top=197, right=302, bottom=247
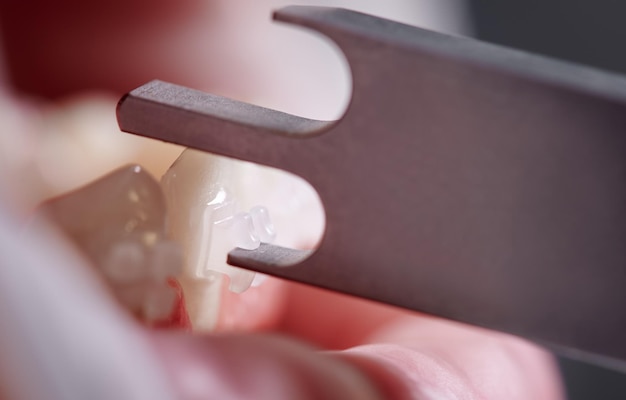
left=161, top=147, right=324, bottom=328
left=149, top=240, right=183, bottom=281
left=161, top=149, right=261, bottom=330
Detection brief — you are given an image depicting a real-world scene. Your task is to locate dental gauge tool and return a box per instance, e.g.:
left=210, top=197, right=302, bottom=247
left=118, top=7, right=626, bottom=371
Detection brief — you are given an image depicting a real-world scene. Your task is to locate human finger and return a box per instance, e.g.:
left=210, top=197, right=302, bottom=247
left=336, top=317, right=565, bottom=399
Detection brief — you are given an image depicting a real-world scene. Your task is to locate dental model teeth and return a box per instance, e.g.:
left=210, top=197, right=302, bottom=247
left=161, top=149, right=278, bottom=330
left=161, top=146, right=326, bottom=331
left=30, top=165, right=189, bottom=328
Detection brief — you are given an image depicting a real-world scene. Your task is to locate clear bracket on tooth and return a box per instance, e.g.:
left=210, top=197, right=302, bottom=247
left=201, top=201, right=276, bottom=293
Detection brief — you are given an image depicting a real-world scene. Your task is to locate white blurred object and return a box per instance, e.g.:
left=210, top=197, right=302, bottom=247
left=0, top=207, right=175, bottom=400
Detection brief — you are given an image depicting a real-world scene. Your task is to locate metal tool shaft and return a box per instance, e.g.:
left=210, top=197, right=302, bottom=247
left=118, top=7, right=626, bottom=369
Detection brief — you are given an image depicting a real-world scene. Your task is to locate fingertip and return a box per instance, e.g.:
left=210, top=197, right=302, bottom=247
left=333, top=338, right=566, bottom=400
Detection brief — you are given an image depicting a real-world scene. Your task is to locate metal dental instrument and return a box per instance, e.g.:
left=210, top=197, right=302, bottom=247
left=117, top=7, right=626, bottom=369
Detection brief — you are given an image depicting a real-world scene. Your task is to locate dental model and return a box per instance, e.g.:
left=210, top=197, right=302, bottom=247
left=29, top=151, right=281, bottom=331
left=160, top=148, right=325, bottom=331
left=28, top=146, right=322, bottom=332
left=30, top=165, right=189, bottom=328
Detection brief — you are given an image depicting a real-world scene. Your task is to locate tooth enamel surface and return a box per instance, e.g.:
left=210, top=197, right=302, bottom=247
left=161, top=149, right=259, bottom=329
left=32, top=165, right=183, bottom=323
left=161, top=148, right=325, bottom=330
left=102, top=241, right=147, bottom=284
left=143, top=284, right=177, bottom=321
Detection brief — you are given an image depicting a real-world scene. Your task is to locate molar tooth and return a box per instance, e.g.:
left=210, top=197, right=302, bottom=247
left=102, top=241, right=147, bottom=284
left=160, top=149, right=290, bottom=327
left=36, top=164, right=168, bottom=257
left=32, top=164, right=185, bottom=325
left=143, top=284, right=177, bottom=322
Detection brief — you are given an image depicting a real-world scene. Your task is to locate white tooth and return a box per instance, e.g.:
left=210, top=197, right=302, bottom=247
left=149, top=240, right=183, bottom=281
left=161, top=149, right=256, bottom=330
left=162, top=149, right=287, bottom=326
left=143, top=284, right=177, bottom=322
left=178, top=274, right=223, bottom=330
left=161, top=148, right=325, bottom=328
left=249, top=205, right=277, bottom=243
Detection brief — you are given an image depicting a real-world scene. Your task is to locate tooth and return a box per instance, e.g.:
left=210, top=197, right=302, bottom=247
left=161, top=145, right=327, bottom=329
left=177, top=273, right=224, bottom=330
left=102, top=241, right=148, bottom=284
left=143, top=284, right=178, bottom=322
left=161, top=149, right=269, bottom=328
left=161, top=149, right=241, bottom=328
left=149, top=240, right=183, bottom=281
left=32, top=164, right=185, bottom=326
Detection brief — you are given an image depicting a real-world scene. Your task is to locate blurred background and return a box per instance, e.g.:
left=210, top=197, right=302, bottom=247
left=1, top=0, right=626, bottom=398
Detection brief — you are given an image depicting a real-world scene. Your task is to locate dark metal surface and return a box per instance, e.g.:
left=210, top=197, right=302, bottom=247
left=117, top=7, right=626, bottom=369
